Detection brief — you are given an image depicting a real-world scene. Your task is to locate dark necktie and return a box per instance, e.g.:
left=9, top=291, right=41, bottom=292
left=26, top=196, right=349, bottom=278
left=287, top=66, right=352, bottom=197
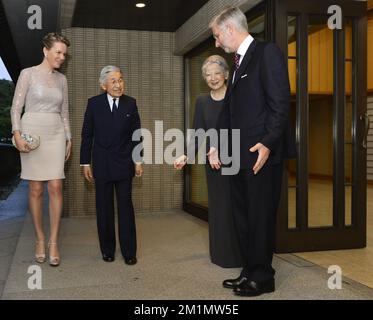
left=234, top=53, right=241, bottom=71
left=112, top=98, right=118, bottom=115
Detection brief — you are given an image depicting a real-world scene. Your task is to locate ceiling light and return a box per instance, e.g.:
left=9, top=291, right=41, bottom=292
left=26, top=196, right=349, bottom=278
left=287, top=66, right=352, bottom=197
left=136, top=3, right=146, bottom=8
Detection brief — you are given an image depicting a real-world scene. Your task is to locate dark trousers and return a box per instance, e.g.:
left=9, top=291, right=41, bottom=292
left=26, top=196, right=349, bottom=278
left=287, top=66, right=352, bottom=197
left=95, top=178, right=137, bottom=258
left=230, top=163, right=283, bottom=282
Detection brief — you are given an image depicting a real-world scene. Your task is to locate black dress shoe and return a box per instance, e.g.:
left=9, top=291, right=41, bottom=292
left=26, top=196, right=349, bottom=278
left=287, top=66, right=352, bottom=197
left=124, top=257, right=137, bottom=265
left=234, top=278, right=275, bottom=297
left=102, top=254, right=115, bottom=262
left=222, top=275, right=248, bottom=289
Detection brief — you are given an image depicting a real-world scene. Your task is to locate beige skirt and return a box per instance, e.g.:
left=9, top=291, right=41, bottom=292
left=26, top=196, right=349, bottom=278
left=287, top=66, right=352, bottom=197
left=20, top=112, right=66, bottom=181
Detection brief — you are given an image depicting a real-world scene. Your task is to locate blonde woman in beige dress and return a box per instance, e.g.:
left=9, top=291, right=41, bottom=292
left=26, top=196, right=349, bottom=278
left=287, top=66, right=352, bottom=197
left=10, top=33, right=71, bottom=267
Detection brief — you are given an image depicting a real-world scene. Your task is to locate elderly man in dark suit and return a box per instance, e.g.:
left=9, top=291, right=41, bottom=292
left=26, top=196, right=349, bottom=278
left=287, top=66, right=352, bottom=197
left=209, top=6, right=294, bottom=296
left=80, top=66, right=143, bottom=265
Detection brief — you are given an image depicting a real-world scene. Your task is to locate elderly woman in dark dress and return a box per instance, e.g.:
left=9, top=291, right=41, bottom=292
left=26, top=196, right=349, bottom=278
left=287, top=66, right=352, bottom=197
left=174, top=55, right=242, bottom=268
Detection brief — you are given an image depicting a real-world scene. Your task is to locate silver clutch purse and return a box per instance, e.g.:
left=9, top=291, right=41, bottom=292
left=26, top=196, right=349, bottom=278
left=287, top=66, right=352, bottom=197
left=12, top=133, right=40, bottom=150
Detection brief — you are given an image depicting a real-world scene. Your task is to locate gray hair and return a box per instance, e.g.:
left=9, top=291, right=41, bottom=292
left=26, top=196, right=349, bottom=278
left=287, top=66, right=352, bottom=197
left=209, top=6, right=248, bottom=33
left=202, top=55, right=229, bottom=79
left=99, top=65, right=121, bottom=85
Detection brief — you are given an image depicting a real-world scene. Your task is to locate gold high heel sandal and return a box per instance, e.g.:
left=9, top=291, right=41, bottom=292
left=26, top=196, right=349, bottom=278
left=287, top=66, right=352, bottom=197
left=48, top=242, right=60, bottom=267
left=35, top=240, right=46, bottom=263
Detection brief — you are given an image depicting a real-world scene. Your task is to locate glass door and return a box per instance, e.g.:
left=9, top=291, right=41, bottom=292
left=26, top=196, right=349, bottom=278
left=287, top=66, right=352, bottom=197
left=274, top=0, right=367, bottom=252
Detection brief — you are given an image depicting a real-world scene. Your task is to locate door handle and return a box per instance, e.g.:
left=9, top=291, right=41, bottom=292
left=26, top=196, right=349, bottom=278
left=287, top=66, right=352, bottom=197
left=360, top=113, right=371, bottom=149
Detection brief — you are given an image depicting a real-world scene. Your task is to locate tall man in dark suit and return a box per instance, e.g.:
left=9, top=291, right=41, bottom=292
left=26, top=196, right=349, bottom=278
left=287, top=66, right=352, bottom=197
left=209, top=7, right=293, bottom=296
left=80, top=66, right=143, bottom=265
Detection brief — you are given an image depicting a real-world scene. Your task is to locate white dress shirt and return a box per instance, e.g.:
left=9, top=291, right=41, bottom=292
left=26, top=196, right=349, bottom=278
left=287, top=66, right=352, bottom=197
left=107, top=94, right=119, bottom=112
left=233, top=34, right=255, bottom=83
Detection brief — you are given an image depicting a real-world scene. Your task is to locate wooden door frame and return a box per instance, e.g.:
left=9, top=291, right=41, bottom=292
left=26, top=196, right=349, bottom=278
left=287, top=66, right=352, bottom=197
left=274, top=0, right=367, bottom=252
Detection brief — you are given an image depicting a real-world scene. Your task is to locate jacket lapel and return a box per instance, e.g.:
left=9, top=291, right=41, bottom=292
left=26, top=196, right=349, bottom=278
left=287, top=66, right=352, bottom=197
left=227, top=39, right=258, bottom=95
left=99, top=93, right=112, bottom=115
left=111, top=95, right=127, bottom=134
left=118, top=95, right=125, bottom=115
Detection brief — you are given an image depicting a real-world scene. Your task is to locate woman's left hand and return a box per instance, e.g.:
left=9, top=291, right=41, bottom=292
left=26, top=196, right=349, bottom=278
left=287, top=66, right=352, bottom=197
left=135, top=163, right=143, bottom=177
left=65, top=140, right=72, bottom=161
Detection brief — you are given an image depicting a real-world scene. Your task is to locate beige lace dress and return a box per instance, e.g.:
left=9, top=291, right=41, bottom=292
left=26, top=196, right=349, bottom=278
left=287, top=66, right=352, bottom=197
left=10, top=66, right=71, bottom=181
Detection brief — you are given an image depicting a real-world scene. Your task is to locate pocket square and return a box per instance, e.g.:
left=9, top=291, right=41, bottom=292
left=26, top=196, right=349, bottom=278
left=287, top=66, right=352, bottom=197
left=241, top=74, right=248, bottom=79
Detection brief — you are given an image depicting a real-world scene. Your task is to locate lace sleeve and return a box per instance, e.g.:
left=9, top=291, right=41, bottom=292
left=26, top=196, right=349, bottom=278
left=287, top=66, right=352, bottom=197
left=61, top=75, right=72, bottom=140
left=10, top=69, right=31, bottom=133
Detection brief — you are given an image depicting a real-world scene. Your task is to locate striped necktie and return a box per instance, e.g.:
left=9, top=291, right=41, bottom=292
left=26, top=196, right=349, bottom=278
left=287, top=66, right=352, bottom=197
left=234, top=53, right=241, bottom=71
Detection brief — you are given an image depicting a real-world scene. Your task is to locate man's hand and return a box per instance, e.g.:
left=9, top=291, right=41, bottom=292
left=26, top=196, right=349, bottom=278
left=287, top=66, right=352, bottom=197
left=135, top=163, right=143, bottom=177
left=173, top=155, right=187, bottom=170
left=250, top=143, right=270, bottom=175
left=65, top=140, right=72, bottom=161
left=83, top=165, right=94, bottom=183
left=207, top=147, right=221, bottom=170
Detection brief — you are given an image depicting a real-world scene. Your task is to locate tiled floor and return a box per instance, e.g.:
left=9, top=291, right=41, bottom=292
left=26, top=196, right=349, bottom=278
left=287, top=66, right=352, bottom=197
left=2, top=212, right=373, bottom=300
left=1, top=181, right=373, bottom=299
left=294, top=184, right=373, bottom=288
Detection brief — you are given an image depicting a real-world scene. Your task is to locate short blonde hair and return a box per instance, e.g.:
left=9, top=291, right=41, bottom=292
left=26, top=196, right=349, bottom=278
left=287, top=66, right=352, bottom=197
left=201, top=55, right=229, bottom=79
left=42, top=32, right=70, bottom=49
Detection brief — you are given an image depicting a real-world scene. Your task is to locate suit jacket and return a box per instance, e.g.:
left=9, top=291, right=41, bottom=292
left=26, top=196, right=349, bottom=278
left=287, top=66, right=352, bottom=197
left=80, top=93, right=142, bottom=180
left=221, top=39, right=296, bottom=170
